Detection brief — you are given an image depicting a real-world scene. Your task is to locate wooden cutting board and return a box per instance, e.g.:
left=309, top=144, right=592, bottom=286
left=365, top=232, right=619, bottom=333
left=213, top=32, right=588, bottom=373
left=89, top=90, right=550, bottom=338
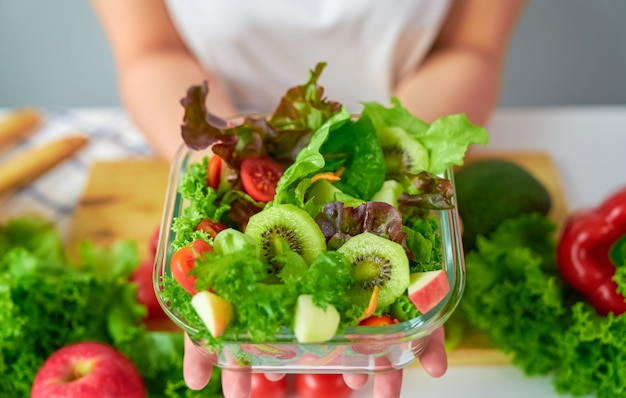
left=66, top=158, right=171, bottom=261
left=66, top=150, right=568, bottom=366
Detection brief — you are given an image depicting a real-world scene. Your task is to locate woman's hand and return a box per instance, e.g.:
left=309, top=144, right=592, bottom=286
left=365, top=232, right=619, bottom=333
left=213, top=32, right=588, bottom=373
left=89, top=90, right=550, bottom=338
left=342, top=326, right=447, bottom=397
left=183, top=326, right=447, bottom=398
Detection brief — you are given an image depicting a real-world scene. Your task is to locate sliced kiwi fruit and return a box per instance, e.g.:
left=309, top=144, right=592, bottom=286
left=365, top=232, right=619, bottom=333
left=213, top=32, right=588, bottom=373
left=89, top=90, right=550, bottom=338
left=337, top=232, right=410, bottom=309
left=377, top=126, right=429, bottom=177
left=244, top=204, right=327, bottom=275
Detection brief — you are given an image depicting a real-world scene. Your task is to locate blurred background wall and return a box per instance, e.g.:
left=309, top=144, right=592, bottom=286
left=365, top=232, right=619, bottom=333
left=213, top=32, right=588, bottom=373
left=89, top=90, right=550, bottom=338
left=1, top=0, right=625, bottom=108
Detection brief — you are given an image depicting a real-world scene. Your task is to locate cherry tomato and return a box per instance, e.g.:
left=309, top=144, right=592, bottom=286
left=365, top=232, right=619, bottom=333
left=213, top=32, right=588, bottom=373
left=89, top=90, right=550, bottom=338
left=358, top=314, right=396, bottom=326
left=208, top=155, right=222, bottom=191
left=170, top=239, right=212, bottom=295
left=130, top=260, right=167, bottom=320
left=296, top=374, right=353, bottom=398
left=250, top=374, right=287, bottom=398
left=240, top=156, right=283, bottom=202
left=196, top=218, right=228, bottom=238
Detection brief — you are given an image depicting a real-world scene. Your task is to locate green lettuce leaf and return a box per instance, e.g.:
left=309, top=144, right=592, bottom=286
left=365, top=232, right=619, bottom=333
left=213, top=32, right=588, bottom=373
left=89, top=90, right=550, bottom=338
left=362, top=98, right=489, bottom=175
left=273, top=108, right=351, bottom=206
left=319, top=115, right=386, bottom=200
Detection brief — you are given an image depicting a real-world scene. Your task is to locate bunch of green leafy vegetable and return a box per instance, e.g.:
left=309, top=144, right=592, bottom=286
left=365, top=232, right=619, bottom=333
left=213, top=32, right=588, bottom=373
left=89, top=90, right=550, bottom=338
left=0, top=215, right=222, bottom=398
left=459, top=213, right=626, bottom=398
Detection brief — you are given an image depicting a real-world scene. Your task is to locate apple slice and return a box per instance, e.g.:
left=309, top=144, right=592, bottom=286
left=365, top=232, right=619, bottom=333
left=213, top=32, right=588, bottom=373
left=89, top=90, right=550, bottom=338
left=293, top=294, right=340, bottom=343
left=407, top=269, right=450, bottom=314
left=191, top=290, right=234, bottom=337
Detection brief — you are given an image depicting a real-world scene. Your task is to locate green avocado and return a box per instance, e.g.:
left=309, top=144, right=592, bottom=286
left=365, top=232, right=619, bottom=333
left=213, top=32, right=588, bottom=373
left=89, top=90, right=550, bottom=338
left=454, top=159, right=551, bottom=252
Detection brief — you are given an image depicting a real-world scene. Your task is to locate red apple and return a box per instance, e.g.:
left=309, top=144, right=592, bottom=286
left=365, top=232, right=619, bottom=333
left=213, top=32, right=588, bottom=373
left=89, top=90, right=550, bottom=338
left=31, top=341, right=146, bottom=398
left=407, top=270, right=450, bottom=314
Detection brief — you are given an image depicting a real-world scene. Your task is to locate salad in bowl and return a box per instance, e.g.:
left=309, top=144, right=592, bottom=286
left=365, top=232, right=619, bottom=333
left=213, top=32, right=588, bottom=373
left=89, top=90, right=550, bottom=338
left=154, top=63, right=487, bottom=373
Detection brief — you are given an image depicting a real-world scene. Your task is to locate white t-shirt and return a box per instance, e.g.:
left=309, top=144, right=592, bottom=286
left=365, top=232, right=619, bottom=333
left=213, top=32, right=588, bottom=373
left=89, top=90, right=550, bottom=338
left=165, top=0, right=451, bottom=114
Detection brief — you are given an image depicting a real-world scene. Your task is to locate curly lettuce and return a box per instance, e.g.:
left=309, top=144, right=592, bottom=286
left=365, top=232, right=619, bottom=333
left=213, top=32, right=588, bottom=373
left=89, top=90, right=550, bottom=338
left=0, top=215, right=222, bottom=398
left=460, top=213, right=626, bottom=397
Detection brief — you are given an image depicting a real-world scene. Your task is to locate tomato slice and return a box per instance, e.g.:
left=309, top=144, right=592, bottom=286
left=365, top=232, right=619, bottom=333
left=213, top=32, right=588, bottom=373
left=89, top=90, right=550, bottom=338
left=207, top=155, right=222, bottom=191
left=358, top=314, right=396, bottom=326
left=240, top=156, right=283, bottom=202
left=196, top=218, right=228, bottom=238
left=170, top=239, right=212, bottom=295
left=295, top=374, right=353, bottom=398
left=250, top=374, right=287, bottom=398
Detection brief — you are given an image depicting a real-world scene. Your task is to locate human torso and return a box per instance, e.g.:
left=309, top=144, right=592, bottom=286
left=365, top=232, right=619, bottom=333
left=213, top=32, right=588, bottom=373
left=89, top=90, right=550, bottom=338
left=165, top=0, right=451, bottom=113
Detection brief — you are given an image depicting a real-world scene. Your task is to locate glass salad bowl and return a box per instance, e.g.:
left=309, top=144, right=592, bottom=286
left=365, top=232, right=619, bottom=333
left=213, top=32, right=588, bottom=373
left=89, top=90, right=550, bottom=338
left=153, top=143, right=466, bottom=375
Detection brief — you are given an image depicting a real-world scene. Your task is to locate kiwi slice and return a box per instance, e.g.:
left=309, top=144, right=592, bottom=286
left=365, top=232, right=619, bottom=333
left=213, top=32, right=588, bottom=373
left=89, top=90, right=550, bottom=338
left=337, top=232, right=410, bottom=309
left=377, top=126, right=429, bottom=176
left=244, top=204, right=327, bottom=273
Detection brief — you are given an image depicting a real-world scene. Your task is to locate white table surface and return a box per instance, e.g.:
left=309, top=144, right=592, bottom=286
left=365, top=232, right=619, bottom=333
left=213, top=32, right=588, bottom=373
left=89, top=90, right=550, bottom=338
left=3, top=105, right=625, bottom=398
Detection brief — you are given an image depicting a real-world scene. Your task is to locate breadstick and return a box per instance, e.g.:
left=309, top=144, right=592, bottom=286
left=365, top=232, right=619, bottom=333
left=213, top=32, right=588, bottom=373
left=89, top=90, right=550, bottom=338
left=0, top=135, right=89, bottom=196
left=0, top=108, right=42, bottom=151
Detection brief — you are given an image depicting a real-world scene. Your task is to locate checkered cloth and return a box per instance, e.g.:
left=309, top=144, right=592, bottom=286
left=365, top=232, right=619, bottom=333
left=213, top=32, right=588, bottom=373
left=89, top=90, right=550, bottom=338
left=0, top=107, right=155, bottom=237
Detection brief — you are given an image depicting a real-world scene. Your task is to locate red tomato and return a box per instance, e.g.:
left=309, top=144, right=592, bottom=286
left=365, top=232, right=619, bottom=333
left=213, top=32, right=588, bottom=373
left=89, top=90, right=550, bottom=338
left=170, top=239, right=212, bottom=295
left=196, top=218, right=228, bottom=238
left=250, top=374, right=287, bottom=398
left=358, top=314, right=396, bottom=326
left=208, top=155, right=222, bottom=191
left=130, top=260, right=167, bottom=320
left=240, top=156, right=283, bottom=202
left=296, top=374, right=353, bottom=398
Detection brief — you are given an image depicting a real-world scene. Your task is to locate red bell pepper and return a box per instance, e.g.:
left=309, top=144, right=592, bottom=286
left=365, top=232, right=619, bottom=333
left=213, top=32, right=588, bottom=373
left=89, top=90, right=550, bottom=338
left=557, top=187, right=626, bottom=316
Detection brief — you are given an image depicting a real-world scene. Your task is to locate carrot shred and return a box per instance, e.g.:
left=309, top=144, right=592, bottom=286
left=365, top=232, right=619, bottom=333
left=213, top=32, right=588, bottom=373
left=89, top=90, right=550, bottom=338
left=310, top=167, right=346, bottom=184
left=311, top=172, right=341, bottom=184
left=358, top=286, right=379, bottom=322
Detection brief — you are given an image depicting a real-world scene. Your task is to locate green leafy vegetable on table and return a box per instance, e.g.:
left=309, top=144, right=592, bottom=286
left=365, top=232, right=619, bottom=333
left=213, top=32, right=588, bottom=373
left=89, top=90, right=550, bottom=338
left=459, top=212, right=626, bottom=398
left=0, top=215, right=222, bottom=397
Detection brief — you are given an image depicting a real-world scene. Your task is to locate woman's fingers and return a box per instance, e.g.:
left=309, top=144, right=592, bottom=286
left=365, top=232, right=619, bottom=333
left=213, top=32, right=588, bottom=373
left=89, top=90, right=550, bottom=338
left=222, top=369, right=252, bottom=398
left=182, top=326, right=445, bottom=396
left=343, top=373, right=369, bottom=389
left=418, top=326, right=448, bottom=378
left=183, top=333, right=213, bottom=390
left=373, top=370, right=403, bottom=398
left=264, top=373, right=286, bottom=382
